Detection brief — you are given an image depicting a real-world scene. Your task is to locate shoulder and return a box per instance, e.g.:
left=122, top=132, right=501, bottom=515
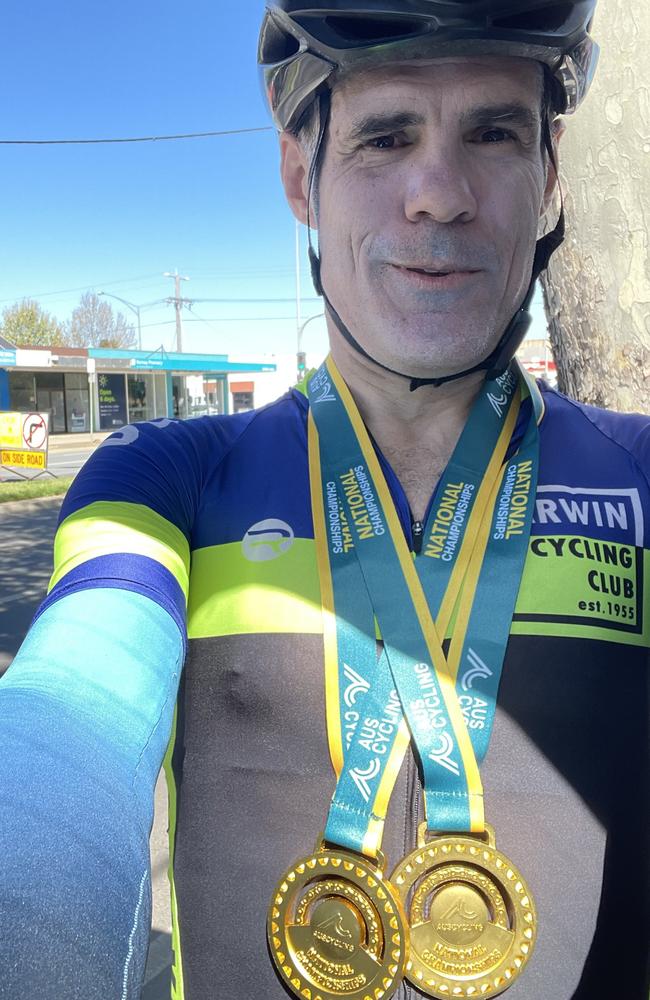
left=59, top=391, right=307, bottom=532
left=540, top=383, right=650, bottom=484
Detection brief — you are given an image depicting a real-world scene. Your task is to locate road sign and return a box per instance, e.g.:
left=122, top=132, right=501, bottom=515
left=22, top=413, right=47, bottom=450
left=1, top=449, right=46, bottom=469
left=0, top=411, right=50, bottom=475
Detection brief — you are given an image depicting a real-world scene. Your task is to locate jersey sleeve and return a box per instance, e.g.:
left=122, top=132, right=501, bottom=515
left=0, top=417, right=210, bottom=999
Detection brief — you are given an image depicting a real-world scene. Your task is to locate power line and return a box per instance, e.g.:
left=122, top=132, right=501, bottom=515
left=0, top=278, right=317, bottom=307
left=187, top=309, right=222, bottom=337
left=0, top=126, right=274, bottom=146
left=140, top=316, right=302, bottom=329
left=189, top=297, right=321, bottom=304
left=0, top=272, right=161, bottom=304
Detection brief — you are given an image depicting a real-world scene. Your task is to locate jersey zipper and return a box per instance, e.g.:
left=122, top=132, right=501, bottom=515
left=411, top=519, right=424, bottom=555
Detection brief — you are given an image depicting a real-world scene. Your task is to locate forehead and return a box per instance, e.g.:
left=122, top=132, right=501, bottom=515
left=333, top=56, right=542, bottom=118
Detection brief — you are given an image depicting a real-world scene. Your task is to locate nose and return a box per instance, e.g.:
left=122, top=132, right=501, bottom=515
left=403, top=148, right=478, bottom=225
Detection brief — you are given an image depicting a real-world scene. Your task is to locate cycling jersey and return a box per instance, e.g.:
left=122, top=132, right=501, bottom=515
left=1, top=384, right=648, bottom=1000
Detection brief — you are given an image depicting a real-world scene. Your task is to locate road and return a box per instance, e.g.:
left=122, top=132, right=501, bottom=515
left=1, top=448, right=94, bottom=482
left=0, top=497, right=172, bottom=999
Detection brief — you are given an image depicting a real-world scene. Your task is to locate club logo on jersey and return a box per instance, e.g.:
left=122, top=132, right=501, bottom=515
left=428, top=732, right=460, bottom=777
left=343, top=664, right=371, bottom=707
left=460, top=648, right=493, bottom=691
left=350, top=758, right=381, bottom=803
left=533, top=486, right=642, bottom=546
left=242, top=519, right=294, bottom=562
left=514, top=485, right=647, bottom=640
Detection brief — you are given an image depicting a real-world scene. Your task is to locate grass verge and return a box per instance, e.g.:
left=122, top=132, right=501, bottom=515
left=0, top=475, right=74, bottom=503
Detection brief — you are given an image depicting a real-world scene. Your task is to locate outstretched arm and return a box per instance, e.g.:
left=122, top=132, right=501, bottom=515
left=0, top=418, right=203, bottom=999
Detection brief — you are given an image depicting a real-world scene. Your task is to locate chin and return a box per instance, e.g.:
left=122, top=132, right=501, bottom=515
left=360, top=322, right=500, bottom=378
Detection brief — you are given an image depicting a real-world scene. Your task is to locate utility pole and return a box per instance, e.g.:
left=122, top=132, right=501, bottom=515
left=164, top=270, right=190, bottom=353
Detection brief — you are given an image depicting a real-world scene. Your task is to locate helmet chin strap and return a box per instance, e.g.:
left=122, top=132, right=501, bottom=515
left=306, top=91, right=564, bottom=390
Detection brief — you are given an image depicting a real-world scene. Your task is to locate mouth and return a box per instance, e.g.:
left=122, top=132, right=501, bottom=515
left=390, top=263, right=481, bottom=287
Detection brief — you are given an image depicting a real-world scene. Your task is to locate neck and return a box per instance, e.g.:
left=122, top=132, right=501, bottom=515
left=329, top=328, right=485, bottom=521
left=330, top=330, right=483, bottom=448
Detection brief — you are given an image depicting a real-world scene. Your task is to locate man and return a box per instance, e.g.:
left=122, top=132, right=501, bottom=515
left=0, top=3, right=648, bottom=999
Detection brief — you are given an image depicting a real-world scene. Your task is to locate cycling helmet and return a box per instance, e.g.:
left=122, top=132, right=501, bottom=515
left=259, top=2, right=599, bottom=134
left=258, top=1, right=599, bottom=388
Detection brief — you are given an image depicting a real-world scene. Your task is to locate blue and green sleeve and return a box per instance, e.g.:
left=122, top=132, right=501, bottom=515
left=0, top=418, right=209, bottom=999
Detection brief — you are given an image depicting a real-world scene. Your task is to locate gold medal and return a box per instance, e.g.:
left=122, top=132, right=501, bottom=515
left=391, top=824, right=536, bottom=999
left=268, top=843, right=409, bottom=1000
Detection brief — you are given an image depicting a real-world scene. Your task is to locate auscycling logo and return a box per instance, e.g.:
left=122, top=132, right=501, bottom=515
left=242, top=519, right=294, bottom=562
left=343, top=664, right=370, bottom=707
left=309, top=368, right=336, bottom=404
left=460, top=648, right=492, bottom=691
left=428, top=731, right=460, bottom=777
left=350, top=758, right=381, bottom=803
left=486, top=368, right=517, bottom=419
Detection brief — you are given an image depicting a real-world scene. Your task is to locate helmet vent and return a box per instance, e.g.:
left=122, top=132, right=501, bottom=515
left=260, top=18, right=301, bottom=64
left=321, top=15, right=427, bottom=44
left=492, top=4, right=575, bottom=32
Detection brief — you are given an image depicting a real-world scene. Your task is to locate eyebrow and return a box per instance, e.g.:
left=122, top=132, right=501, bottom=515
left=346, top=111, right=425, bottom=143
left=459, top=103, right=540, bottom=132
left=345, top=102, right=539, bottom=143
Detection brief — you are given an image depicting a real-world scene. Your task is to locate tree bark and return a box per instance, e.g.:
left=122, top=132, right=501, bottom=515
left=539, top=0, right=650, bottom=412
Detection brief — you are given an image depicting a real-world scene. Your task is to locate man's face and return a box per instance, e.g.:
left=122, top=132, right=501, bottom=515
left=285, top=56, right=555, bottom=378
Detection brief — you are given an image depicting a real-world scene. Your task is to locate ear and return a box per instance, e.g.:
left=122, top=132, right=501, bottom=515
left=280, top=132, right=311, bottom=227
left=540, top=118, right=566, bottom=217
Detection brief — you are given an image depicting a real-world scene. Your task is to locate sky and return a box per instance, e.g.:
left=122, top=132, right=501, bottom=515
left=0, top=1, right=546, bottom=365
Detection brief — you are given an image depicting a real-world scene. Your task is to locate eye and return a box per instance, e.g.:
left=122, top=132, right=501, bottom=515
left=369, top=134, right=398, bottom=149
left=478, top=128, right=516, bottom=144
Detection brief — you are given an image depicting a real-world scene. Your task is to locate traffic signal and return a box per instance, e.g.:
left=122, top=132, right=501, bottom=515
left=297, top=352, right=306, bottom=375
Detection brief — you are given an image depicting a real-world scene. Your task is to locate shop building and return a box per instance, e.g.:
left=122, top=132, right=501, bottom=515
left=0, top=341, right=276, bottom=434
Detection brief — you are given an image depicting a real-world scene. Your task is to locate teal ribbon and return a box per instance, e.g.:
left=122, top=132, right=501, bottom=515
left=309, top=360, right=540, bottom=845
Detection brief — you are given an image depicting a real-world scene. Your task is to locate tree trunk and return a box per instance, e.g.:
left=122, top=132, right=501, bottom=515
left=539, top=0, right=650, bottom=412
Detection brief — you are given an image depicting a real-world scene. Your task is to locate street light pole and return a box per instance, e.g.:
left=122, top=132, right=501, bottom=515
left=297, top=312, right=325, bottom=353
left=296, top=311, right=325, bottom=380
left=295, top=219, right=302, bottom=340
left=98, top=291, right=143, bottom=350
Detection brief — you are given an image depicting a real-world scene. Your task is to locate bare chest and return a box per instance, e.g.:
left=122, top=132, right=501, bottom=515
left=381, top=444, right=449, bottom=523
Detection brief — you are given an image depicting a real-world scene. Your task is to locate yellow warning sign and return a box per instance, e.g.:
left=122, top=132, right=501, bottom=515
left=1, top=449, right=47, bottom=469
left=0, top=413, right=23, bottom=450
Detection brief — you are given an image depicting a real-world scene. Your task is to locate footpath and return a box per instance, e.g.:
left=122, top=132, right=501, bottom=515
left=48, top=431, right=111, bottom=451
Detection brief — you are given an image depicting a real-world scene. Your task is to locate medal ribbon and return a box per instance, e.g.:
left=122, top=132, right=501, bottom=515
left=308, top=356, right=541, bottom=858
left=309, top=416, right=411, bottom=857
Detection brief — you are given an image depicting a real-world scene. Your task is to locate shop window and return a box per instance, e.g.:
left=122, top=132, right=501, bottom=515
left=35, top=372, right=66, bottom=433
left=64, top=373, right=90, bottom=433
left=9, top=372, right=36, bottom=412
left=171, top=376, right=191, bottom=419
left=232, top=390, right=254, bottom=413
left=128, top=373, right=155, bottom=422
left=202, top=378, right=225, bottom=415
left=231, top=381, right=254, bottom=414
left=64, top=373, right=88, bottom=391
left=35, top=372, right=65, bottom=391
left=153, top=374, right=167, bottom=418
